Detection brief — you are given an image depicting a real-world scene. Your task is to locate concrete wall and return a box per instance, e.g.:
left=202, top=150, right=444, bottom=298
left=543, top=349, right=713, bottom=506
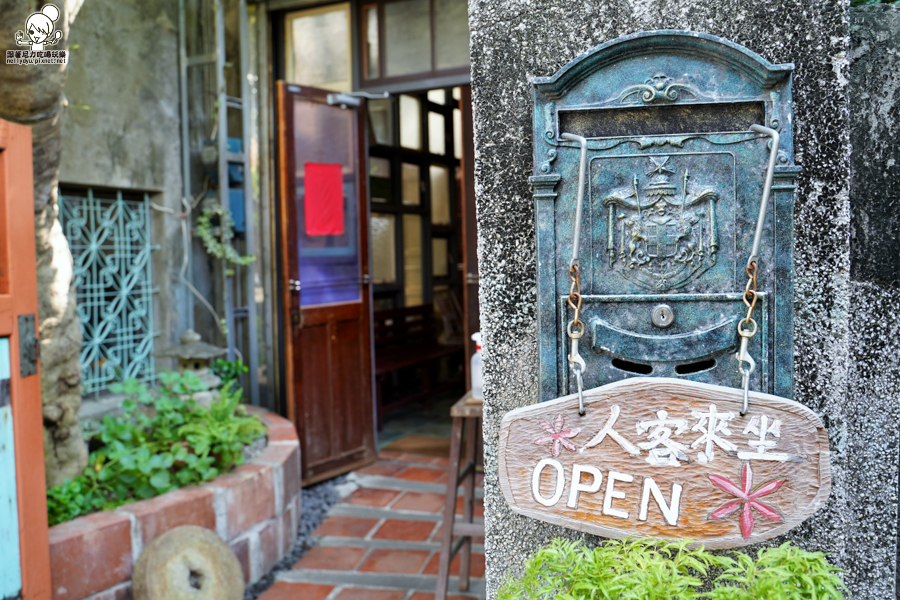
left=850, top=5, right=900, bottom=289
left=467, top=1, right=899, bottom=598
left=845, top=4, right=900, bottom=593
left=59, top=0, right=188, bottom=377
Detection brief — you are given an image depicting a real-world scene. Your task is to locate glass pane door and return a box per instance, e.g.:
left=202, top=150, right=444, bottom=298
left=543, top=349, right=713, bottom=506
left=290, top=97, right=362, bottom=307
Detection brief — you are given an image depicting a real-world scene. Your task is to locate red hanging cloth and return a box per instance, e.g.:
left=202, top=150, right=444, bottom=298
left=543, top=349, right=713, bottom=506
left=304, top=162, right=344, bottom=236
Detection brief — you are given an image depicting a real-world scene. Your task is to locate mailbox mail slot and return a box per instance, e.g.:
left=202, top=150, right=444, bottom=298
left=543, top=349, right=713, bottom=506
left=531, top=31, right=799, bottom=402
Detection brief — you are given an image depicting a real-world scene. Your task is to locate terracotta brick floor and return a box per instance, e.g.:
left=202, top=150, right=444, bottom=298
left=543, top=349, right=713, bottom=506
left=259, top=452, right=485, bottom=600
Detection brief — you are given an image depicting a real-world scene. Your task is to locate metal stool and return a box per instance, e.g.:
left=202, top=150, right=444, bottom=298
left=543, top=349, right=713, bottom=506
left=436, top=393, right=483, bottom=600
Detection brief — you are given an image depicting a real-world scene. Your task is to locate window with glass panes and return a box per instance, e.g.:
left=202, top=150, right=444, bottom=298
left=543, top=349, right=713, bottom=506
left=360, top=0, right=470, bottom=86
left=284, top=3, right=353, bottom=91
left=368, top=87, right=464, bottom=310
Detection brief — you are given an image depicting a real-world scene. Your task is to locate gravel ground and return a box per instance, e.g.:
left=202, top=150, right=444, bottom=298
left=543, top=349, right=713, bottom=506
left=243, top=473, right=356, bottom=599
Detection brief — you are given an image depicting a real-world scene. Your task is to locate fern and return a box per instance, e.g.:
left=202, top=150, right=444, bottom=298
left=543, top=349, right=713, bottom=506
left=499, top=538, right=845, bottom=600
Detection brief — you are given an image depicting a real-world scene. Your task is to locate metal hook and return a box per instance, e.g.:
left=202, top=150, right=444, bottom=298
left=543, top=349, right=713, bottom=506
left=560, top=132, right=589, bottom=417
left=574, top=367, right=585, bottom=416
left=736, top=321, right=757, bottom=416
left=569, top=332, right=586, bottom=416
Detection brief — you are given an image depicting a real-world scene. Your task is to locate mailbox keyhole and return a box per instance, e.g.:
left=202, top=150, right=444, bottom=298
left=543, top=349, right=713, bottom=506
left=675, top=358, right=717, bottom=375
left=651, top=304, right=675, bottom=328
left=611, top=358, right=653, bottom=375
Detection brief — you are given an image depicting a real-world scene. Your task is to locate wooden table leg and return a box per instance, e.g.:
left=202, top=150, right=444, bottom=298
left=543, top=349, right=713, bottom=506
left=436, top=415, right=463, bottom=600
left=459, top=416, right=478, bottom=591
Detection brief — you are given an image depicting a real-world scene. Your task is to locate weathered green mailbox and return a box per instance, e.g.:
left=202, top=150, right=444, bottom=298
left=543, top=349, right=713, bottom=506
left=531, top=31, right=800, bottom=403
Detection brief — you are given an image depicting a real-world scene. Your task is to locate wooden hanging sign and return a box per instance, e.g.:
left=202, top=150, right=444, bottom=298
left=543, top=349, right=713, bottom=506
left=498, top=378, right=830, bottom=549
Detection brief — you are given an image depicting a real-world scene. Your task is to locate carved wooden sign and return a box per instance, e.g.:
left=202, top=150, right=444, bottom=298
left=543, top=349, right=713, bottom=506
left=498, top=378, right=831, bottom=549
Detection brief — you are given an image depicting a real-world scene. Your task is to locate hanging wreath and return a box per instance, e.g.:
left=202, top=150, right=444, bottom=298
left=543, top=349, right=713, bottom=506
left=195, top=204, right=256, bottom=269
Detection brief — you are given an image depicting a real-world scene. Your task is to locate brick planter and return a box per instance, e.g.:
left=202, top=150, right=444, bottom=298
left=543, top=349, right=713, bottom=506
left=48, top=409, right=301, bottom=600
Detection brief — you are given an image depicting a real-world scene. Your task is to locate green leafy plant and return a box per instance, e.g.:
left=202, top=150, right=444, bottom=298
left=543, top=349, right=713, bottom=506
left=498, top=538, right=845, bottom=600
left=46, top=371, right=267, bottom=527
left=498, top=538, right=728, bottom=600
left=195, top=204, right=256, bottom=270
left=177, top=382, right=261, bottom=473
left=211, top=357, right=249, bottom=390
left=707, top=543, right=846, bottom=599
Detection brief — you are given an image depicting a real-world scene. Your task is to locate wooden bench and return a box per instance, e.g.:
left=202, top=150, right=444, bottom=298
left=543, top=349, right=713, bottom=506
left=374, top=304, right=464, bottom=428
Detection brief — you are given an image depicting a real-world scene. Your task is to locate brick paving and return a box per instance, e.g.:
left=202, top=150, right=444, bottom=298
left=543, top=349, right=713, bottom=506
left=259, top=452, right=485, bottom=600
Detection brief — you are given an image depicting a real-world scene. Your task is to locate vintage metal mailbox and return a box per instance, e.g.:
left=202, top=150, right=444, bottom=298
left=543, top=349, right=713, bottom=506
left=530, top=31, right=800, bottom=403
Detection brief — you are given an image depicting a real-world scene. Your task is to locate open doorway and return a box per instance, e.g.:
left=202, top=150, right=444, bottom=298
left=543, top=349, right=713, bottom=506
left=366, top=87, right=471, bottom=453
left=273, top=0, right=478, bottom=482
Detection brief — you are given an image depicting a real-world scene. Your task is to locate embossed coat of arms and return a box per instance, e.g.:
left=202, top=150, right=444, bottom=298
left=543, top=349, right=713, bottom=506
left=599, top=156, right=719, bottom=291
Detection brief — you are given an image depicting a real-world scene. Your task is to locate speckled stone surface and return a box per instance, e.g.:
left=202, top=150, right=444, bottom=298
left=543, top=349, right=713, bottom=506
left=844, top=7, right=900, bottom=597
left=849, top=5, right=900, bottom=289
left=845, top=281, right=900, bottom=597
left=465, top=0, right=898, bottom=596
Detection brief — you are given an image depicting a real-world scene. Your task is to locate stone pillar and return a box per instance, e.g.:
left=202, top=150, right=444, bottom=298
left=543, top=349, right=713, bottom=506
left=466, top=1, right=895, bottom=597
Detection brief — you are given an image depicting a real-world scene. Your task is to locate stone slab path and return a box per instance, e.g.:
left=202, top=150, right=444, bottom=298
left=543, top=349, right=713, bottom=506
left=259, top=451, right=485, bottom=600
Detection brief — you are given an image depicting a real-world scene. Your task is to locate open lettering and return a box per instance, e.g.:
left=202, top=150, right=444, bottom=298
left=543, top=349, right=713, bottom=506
left=500, top=379, right=830, bottom=548
left=533, top=461, right=683, bottom=525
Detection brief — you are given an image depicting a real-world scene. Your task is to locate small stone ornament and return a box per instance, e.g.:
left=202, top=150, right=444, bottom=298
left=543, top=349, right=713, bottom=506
left=497, top=378, right=831, bottom=549
left=155, top=329, right=228, bottom=407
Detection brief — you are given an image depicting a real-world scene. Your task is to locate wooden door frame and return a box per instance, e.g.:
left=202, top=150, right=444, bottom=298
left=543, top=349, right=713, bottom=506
left=0, top=120, right=51, bottom=598
left=275, top=82, right=376, bottom=483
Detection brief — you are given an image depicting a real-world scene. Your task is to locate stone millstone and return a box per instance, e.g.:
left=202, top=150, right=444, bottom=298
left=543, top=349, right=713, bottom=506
left=132, top=526, right=245, bottom=600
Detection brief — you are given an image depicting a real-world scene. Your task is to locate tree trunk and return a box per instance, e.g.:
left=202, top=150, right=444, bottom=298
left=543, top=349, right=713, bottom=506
left=0, top=0, right=87, bottom=487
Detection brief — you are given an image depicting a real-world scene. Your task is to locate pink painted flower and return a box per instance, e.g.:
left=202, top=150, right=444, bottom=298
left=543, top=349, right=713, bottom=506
left=534, top=414, right=581, bottom=457
left=708, top=462, right=785, bottom=539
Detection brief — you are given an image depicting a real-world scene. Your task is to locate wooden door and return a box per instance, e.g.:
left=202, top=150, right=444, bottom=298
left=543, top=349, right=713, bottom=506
left=0, top=120, right=51, bottom=597
left=459, top=86, right=480, bottom=382
left=277, top=83, right=376, bottom=485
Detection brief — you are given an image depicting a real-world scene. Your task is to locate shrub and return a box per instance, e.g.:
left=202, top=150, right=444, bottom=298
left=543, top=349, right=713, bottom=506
left=707, top=543, right=847, bottom=600
left=46, top=371, right=267, bottom=526
left=498, top=538, right=845, bottom=600
left=211, top=357, right=249, bottom=391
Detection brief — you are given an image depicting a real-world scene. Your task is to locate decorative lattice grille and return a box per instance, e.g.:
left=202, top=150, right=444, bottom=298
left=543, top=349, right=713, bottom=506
left=58, top=188, right=156, bottom=395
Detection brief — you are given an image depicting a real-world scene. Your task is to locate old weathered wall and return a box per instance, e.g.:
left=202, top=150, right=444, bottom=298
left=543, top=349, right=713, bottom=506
left=844, top=282, right=900, bottom=595
left=59, top=1, right=188, bottom=414
left=850, top=5, right=899, bottom=289
left=465, top=0, right=887, bottom=596
left=845, top=5, right=900, bottom=595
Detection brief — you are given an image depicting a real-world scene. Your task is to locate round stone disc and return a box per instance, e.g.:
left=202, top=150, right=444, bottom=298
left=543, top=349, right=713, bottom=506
left=132, top=525, right=245, bottom=600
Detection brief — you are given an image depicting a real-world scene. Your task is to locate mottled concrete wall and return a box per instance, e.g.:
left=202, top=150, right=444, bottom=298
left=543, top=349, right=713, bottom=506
left=850, top=5, right=900, bottom=289
left=845, top=5, right=900, bottom=596
left=467, top=0, right=873, bottom=596
left=59, top=0, right=187, bottom=372
left=845, top=282, right=900, bottom=595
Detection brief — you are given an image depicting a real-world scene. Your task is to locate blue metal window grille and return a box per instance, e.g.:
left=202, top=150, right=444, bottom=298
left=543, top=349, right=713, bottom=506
left=58, top=188, right=156, bottom=395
